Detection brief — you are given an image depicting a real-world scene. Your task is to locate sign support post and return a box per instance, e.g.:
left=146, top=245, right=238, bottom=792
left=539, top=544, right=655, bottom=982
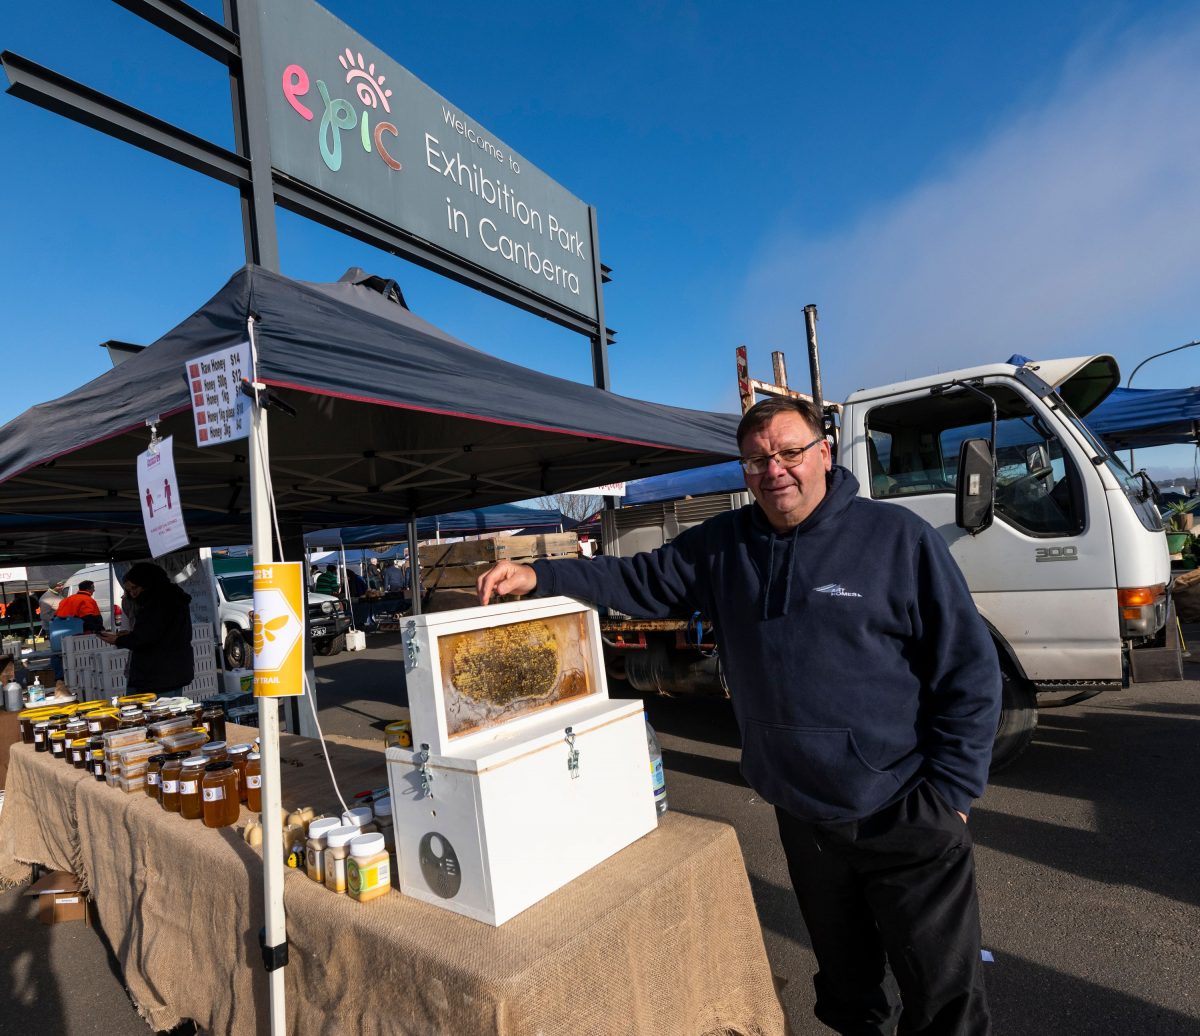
left=248, top=382, right=288, bottom=1036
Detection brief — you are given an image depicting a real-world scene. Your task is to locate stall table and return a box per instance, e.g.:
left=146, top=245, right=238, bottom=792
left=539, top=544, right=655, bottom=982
left=0, top=724, right=786, bottom=1036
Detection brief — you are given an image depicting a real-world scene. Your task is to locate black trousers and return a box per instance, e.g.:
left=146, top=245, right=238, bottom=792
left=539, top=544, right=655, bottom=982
left=776, top=782, right=990, bottom=1036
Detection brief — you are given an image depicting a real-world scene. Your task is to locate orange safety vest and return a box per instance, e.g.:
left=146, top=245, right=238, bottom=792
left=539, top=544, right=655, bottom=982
left=56, top=592, right=102, bottom=619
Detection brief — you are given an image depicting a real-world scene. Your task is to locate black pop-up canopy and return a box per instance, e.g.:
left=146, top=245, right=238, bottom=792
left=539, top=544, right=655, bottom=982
left=0, top=265, right=738, bottom=563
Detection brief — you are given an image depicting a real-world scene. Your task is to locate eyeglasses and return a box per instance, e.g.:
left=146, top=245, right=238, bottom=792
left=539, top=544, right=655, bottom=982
left=739, top=437, right=824, bottom=475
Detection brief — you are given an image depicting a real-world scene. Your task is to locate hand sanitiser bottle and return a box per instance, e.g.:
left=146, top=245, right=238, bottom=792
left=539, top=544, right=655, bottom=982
left=645, top=719, right=668, bottom=815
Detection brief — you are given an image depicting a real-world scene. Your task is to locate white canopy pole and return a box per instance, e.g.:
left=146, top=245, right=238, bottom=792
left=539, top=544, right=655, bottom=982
left=248, top=324, right=288, bottom=1036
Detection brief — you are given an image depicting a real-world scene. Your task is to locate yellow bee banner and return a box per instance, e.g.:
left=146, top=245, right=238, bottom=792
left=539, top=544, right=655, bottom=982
left=252, top=562, right=306, bottom=698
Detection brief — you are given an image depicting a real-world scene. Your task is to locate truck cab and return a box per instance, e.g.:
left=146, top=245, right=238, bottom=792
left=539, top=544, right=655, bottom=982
left=601, top=352, right=1178, bottom=769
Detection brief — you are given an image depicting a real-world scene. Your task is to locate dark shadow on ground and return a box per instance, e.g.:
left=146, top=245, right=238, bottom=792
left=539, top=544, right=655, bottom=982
left=979, top=703, right=1200, bottom=908
left=986, top=949, right=1200, bottom=1034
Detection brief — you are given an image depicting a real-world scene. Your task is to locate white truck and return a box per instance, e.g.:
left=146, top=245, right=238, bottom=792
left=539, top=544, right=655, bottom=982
left=602, top=351, right=1180, bottom=768
left=212, top=563, right=351, bottom=667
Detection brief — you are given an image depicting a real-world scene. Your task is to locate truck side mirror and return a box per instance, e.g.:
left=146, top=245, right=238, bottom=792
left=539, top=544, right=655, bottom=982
left=956, top=438, right=995, bottom=533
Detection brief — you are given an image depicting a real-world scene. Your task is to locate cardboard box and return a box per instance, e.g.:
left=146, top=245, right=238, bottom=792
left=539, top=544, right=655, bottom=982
left=25, top=870, right=90, bottom=926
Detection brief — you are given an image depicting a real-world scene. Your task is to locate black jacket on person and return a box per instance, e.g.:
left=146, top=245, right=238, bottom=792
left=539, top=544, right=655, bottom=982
left=115, top=587, right=194, bottom=694
left=530, top=466, right=1001, bottom=822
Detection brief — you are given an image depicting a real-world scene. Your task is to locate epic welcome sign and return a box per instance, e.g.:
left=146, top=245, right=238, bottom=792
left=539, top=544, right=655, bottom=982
left=256, top=0, right=597, bottom=322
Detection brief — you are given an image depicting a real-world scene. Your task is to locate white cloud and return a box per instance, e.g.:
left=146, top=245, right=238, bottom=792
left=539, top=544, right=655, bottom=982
left=740, top=15, right=1200, bottom=398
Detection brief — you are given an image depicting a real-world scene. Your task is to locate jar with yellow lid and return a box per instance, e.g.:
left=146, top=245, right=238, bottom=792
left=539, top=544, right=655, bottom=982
left=178, top=756, right=208, bottom=820
left=384, top=720, right=412, bottom=749
left=19, top=709, right=53, bottom=744
left=70, top=737, right=92, bottom=769
left=118, top=693, right=156, bottom=706
left=90, top=747, right=107, bottom=781
left=49, top=729, right=69, bottom=761
left=201, top=762, right=240, bottom=828
left=86, top=709, right=119, bottom=735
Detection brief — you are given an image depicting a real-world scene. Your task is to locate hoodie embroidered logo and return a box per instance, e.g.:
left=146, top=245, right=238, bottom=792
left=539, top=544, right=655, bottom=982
left=814, top=583, right=863, bottom=598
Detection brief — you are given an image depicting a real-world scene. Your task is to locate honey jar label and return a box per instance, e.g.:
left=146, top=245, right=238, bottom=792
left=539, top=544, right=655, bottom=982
left=161, top=780, right=179, bottom=795
left=203, top=786, right=226, bottom=802
left=147, top=773, right=160, bottom=786
left=246, top=774, right=262, bottom=789
left=181, top=780, right=199, bottom=795
left=347, top=858, right=390, bottom=894
left=94, top=764, right=104, bottom=776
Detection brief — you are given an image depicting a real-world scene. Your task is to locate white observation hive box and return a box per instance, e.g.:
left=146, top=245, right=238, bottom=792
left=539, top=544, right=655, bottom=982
left=388, top=596, right=657, bottom=925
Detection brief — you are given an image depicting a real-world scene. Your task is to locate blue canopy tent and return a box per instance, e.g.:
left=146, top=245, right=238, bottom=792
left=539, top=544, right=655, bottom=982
left=619, top=382, right=1200, bottom=508
left=1084, top=386, right=1200, bottom=451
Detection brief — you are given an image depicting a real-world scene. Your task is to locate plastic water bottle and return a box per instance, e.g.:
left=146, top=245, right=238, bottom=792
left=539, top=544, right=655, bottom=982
left=645, top=719, right=668, bottom=815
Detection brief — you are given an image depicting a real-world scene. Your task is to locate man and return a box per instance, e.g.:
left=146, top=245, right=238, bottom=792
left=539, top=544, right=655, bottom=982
left=383, top=560, right=408, bottom=594
left=478, top=397, right=1001, bottom=1035
left=315, top=565, right=340, bottom=595
left=55, top=579, right=104, bottom=633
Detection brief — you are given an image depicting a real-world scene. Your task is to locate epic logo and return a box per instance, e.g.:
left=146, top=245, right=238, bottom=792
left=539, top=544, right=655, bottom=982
left=281, top=48, right=402, bottom=174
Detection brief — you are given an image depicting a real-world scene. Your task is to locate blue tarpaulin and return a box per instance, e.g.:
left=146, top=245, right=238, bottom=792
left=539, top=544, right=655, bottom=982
left=620, top=383, right=1200, bottom=507
left=1084, top=386, right=1200, bottom=450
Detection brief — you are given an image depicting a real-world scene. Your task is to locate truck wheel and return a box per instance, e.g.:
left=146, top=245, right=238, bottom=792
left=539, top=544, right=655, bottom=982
left=314, top=633, right=346, bottom=657
left=990, top=669, right=1038, bottom=772
left=224, top=629, right=248, bottom=669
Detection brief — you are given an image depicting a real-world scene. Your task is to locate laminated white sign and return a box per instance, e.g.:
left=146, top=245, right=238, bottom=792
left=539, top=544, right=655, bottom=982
left=186, top=343, right=250, bottom=447
left=137, top=436, right=189, bottom=558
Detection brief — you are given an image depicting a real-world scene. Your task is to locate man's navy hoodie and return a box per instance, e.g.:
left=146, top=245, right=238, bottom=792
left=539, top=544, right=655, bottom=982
left=531, top=466, right=1001, bottom=822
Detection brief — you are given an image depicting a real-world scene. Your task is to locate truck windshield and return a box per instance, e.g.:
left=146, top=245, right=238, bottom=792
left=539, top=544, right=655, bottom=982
left=1054, top=393, right=1163, bottom=532
left=866, top=384, right=1085, bottom=536
left=218, top=574, right=254, bottom=602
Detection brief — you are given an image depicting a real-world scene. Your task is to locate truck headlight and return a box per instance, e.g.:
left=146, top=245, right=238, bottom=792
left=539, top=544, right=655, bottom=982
left=321, top=601, right=333, bottom=614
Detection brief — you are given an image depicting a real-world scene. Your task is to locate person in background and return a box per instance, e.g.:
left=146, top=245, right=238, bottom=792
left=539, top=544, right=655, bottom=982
left=99, top=562, right=194, bottom=695
left=315, top=565, right=340, bottom=595
left=383, top=560, right=408, bottom=594
left=477, top=396, right=1001, bottom=1036
left=345, top=567, right=367, bottom=598
left=56, top=579, right=104, bottom=633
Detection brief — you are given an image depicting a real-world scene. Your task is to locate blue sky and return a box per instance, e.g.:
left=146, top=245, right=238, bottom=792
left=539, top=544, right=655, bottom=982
left=3, top=1, right=1197, bottom=477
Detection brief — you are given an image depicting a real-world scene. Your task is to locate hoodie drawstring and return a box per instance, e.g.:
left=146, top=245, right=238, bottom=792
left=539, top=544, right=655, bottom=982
left=762, top=526, right=801, bottom=619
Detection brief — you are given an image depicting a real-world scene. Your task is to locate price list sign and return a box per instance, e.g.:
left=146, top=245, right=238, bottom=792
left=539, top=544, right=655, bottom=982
left=186, top=343, right=251, bottom=447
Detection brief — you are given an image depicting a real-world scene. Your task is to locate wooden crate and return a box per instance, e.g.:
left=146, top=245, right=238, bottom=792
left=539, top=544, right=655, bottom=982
left=418, top=533, right=578, bottom=570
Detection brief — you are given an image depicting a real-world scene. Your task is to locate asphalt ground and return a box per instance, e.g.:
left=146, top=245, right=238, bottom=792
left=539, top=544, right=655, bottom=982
left=3, top=628, right=1198, bottom=1035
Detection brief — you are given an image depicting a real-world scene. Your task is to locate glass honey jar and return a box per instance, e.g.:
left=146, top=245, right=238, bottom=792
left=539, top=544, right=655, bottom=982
left=201, top=741, right=228, bottom=765
left=33, top=721, right=51, bottom=752
left=201, top=761, right=240, bottom=828
left=227, top=743, right=252, bottom=803
left=244, top=752, right=262, bottom=813
left=90, top=747, right=107, bottom=781
left=200, top=706, right=226, bottom=743
left=70, top=737, right=92, bottom=769
left=178, top=756, right=208, bottom=820
left=145, top=754, right=167, bottom=801
left=158, top=752, right=190, bottom=813
left=49, top=729, right=69, bottom=760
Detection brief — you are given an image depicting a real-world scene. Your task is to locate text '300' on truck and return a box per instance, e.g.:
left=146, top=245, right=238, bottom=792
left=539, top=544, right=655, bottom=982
left=600, top=350, right=1181, bottom=770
